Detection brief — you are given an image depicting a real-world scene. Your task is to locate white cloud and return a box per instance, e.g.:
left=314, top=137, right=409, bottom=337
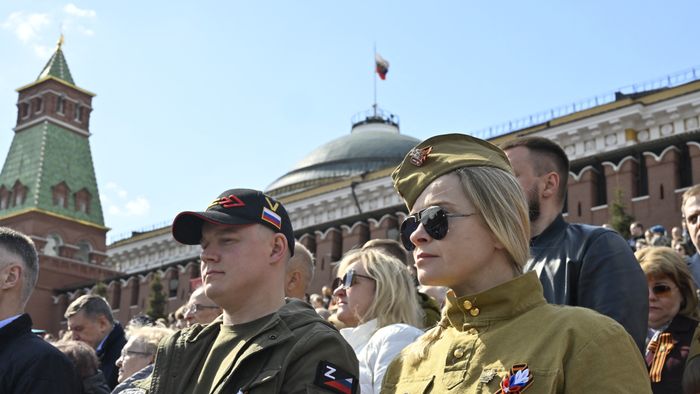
left=101, top=182, right=151, bottom=217
left=2, top=12, right=51, bottom=43
left=125, top=197, right=150, bottom=216
left=33, top=44, right=52, bottom=59
left=76, top=26, right=94, bottom=36
left=63, top=4, right=96, bottom=18
left=2, top=6, right=97, bottom=58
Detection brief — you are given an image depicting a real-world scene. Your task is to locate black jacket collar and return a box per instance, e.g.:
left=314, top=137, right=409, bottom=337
left=530, top=213, right=567, bottom=247
left=0, top=313, right=32, bottom=342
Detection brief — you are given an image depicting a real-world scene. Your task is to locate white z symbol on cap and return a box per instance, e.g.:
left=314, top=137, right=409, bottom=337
left=324, top=365, right=337, bottom=380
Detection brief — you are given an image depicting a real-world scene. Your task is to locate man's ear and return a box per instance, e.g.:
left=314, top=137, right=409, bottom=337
left=0, top=264, right=22, bottom=290
left=286, top=270, right=300, bottom=291
left=541, top=171, right=560, bottom=199
left=269, top=234, right=287, bottom=263
left=97, top=314, right=112, bottom=332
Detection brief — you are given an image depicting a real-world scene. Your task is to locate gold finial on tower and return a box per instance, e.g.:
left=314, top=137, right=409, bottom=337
left=57, top=34, right=64, bottom=49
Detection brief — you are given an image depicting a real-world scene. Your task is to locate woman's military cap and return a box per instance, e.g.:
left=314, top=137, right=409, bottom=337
left=391, top=133, right=513, bottom=209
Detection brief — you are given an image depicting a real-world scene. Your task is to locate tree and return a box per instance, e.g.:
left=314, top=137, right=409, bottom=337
left=147, top=272, right=166, bottom=320
left=92, top=281, right=107, bottom=298
left=609, top=188, right=635, bottom=239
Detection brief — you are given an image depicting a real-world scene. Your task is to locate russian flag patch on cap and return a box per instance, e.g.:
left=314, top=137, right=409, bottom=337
left=261, top=207, right=282, bottom=229
left=314, top=361, right=357, bottom=394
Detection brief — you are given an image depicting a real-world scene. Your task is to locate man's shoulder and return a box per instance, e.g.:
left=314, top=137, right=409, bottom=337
left=563, top=220, right=610, bottom=238
left=103, top=322, right=127, bottom=350
left=278, top=299, right=338, bottom=333
left=563, top=221, right=633, bottom=252
left=3, top=331, right=75, bottom=370
left=690, top=253, right=700, bottom=264
left=522, top=303, right=635, bottom=348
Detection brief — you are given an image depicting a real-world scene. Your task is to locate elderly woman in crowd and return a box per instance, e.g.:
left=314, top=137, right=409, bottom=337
left=111, top=325, right=173, bottom=393
left=332, top=248, right=424, bottom=393
left=636, top=246, right=699, bottom=393
left=381, top=133, right=651, bottom=393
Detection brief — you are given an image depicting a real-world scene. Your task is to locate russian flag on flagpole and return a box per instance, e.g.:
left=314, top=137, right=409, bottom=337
left=375, top=52, right=389, bottom=80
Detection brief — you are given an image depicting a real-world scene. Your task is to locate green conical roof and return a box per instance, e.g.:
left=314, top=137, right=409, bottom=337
left=0, top=122, right=104, bottom=226
left=37, top=38, right=74, bottom=85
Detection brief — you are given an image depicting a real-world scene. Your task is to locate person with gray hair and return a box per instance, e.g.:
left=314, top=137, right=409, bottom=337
left=183, top=286, right=221, bottom=327
left=66, top=294, right=127, bottom=389
left=284, top=241, right=315, bottom=300
left=112, top=325, right=173, bottom=393
left=0, top=227, right=81, bottom=392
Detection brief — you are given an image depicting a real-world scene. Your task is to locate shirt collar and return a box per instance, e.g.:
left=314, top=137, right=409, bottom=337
left=96, top=326, right=113, bottom=352
left=340, top=319, right=378, bottom=351
left=0, top=314, right=22, bottom=330
left=445, top=272, right=546, bottom=331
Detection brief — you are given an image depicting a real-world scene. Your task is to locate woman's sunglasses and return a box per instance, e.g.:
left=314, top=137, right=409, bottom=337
left=332, top=269, right=375, bottom=290
left=399, top=206, right=474, bottom=251
left=650, top=284, right=674, bottom=296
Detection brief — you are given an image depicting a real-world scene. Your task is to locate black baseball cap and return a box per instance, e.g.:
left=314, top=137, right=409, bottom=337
left=172, top=188, right=295, bottom=256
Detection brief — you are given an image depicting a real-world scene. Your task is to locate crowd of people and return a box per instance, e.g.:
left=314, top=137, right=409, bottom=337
left=3, top=133, right=700, bottom=393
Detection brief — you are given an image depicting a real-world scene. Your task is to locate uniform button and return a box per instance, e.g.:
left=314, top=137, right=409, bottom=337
left=468, top=328, right=478, bottom=335
left=269, top=334, right=277, bottom=340
left=462, top=300, right=472, bottom=310
left=470, top=307, right=480, bottom=317
left=453, top=348, right=465, bottom=358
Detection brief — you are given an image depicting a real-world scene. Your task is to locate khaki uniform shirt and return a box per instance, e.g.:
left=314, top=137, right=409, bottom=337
left=382, top=272, right=651, bottom=393
left=137, top=299, right=359, bottom=394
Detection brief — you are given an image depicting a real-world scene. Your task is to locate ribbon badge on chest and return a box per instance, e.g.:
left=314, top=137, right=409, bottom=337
left=495, top=364, right=533, bottom=393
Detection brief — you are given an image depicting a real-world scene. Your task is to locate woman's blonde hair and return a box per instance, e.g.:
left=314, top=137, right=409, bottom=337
left=636, top=246, right=699, bottom=318
left=336, top=248, right=423, bottom=329
left=407, top=165, right=531, bottom=364
left=454, top=166, right=530, bottom=270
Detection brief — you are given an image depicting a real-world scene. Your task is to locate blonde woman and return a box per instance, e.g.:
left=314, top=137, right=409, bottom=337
left=332, top=248, right=424, bottom=393
left=382, top=133, right=651, bottom=393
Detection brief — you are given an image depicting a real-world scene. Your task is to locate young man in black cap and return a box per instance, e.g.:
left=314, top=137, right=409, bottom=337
left=138, top=189, right=359, bottom=394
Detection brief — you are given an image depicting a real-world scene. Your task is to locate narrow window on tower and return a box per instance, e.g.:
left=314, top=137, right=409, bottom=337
left=12, top=182, right=26, bottom=207
left=34, top=97, right=43, bottom=114
left=74, top=189, right=91, bottom=214
left=52, top=182, right=70, bottom=208
left=75, top=104, right=82, bottom=122
left=56, top=95, right=65, bottom=115
left=0, top=186, right=7, bottom=210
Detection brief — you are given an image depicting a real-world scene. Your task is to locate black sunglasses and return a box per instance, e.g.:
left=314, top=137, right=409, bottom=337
left=332, top=269, right=376, bottom=291
left=650, top=284, right=673, bottom=296
left=400, top=206, right=474, bottom=251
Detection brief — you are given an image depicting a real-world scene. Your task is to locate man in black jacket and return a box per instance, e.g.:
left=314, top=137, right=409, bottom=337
left=682, top=185, right=700, bottom=287
left=0, top=227, right=81, bottom=393
left=65, top=294, right=127, bottom=389
left=503, top=136, right=648, bottom=352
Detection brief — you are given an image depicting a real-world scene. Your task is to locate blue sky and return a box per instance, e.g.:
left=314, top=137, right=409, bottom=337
left=1, top=1, right=699, bottom=243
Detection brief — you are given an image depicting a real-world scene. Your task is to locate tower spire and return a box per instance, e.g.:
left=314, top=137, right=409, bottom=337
left=37, top=34, right=74, bottom=85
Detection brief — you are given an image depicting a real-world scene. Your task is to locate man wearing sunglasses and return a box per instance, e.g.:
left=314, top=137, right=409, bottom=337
left=502, top=136, right=648, bottom=353
left=135, top=188, right=359, bottom=394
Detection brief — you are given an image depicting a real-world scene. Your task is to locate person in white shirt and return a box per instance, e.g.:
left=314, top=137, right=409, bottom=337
left=332, top=248, right=424, bottom=393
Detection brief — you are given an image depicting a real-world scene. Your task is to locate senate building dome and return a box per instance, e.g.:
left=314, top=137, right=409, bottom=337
left=266, top=107, right=420, bottom=197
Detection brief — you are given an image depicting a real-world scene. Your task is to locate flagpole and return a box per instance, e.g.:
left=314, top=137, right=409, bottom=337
left=373, top=43, right=377, bottom=117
